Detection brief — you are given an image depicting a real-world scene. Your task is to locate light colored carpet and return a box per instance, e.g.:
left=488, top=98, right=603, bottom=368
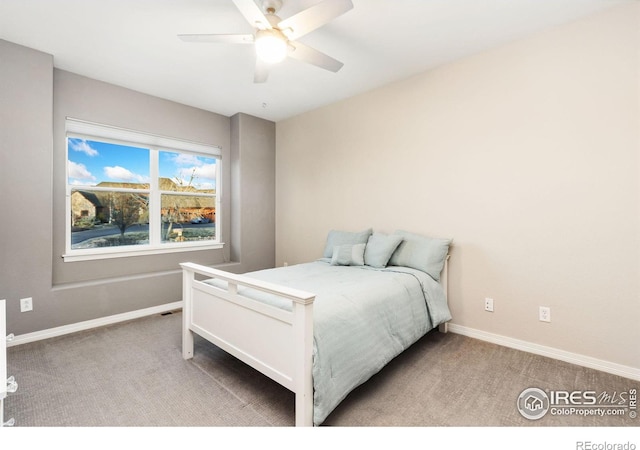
left=5, top=311, right=639, bottom=427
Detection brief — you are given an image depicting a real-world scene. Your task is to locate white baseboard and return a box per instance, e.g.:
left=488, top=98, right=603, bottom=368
left=7, top=301, right=183, bottom=347
left=447, top=323, right=640, bottom=382
left=8, top=308, right=639, bottom=382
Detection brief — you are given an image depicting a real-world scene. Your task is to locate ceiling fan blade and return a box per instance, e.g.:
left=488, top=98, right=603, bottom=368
left=254, top=58, right=270, bottom=83
left=232, top=0, right=272, bottom=30
left=278, top=0, right=353, bottom=41
left=178, top=34, right=254, bottom=44
left=288, top=41, right=343, bottom=73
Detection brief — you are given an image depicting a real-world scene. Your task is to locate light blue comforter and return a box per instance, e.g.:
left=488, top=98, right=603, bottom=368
left=237, top=259, right=451, bottom=426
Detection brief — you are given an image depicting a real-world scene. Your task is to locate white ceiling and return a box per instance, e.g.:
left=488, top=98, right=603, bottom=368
left=0, top=0, right=632, bottom=122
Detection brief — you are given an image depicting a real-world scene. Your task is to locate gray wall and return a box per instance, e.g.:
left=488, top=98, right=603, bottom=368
left=0, top=40, right=54, bottom=336
left=230, top=113, right=276, bottom=273
left=0, top=40, right=276, bottom=336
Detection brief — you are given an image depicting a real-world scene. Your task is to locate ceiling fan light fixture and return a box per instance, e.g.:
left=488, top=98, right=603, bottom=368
left=255, top=29, right=288, bottom=64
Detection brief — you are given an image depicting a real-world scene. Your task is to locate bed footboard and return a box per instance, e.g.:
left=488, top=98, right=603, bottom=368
left=180, top=263, right=316, bottom=426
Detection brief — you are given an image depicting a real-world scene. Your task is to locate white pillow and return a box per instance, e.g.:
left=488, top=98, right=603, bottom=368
left=331, top=243, right=366, bottom=266
left=322, top=228, right=372, bottom=258
left=364, top=232, right=403, bottom=268
left=388, top=230, right=451, bottom=281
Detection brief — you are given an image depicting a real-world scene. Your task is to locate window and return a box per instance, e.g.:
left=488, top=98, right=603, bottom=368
left=64, top=118, right=222, bottom=262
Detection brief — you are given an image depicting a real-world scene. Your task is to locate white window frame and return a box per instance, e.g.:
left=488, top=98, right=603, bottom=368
left=63, top=118, right=223, bottom=262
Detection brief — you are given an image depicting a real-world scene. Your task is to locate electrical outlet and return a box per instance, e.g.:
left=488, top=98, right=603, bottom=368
left=484, top=298, right=494, bottom=312
left=20, top=297, right=33, bottom=312
left=539, top=306, right=551, bottom=322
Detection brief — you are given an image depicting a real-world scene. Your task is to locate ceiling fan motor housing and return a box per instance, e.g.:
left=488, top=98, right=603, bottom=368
left=262, top=0, right=283, bottom=14
left=255, top=28, right=288, bottom=63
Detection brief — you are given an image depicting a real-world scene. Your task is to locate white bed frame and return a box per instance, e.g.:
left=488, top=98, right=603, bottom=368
left=0, top=300, right=6, bottom=427
left=180, top=257, right=449, bottom=427
left=1, top=299, right=17, bottom=427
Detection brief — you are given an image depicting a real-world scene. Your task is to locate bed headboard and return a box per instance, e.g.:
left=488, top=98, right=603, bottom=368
left=438, top=255, right=450, bottom=333
left=441, top=254, right=450, bottom=299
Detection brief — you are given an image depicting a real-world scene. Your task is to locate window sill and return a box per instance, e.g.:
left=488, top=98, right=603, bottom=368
left=62, top=242, right=224, bottom=262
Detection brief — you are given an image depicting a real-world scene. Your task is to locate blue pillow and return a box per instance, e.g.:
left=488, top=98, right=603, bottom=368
left=364, top=233, right=403, bottom=268
left=331, top=243, right=366, bottom=266
left=322, top=228, right=372, bottom=258
left=388, top=230, right=451, bottom=281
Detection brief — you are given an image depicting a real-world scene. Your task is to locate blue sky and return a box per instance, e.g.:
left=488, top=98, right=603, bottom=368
left=68, top=138, right=217, bottom=190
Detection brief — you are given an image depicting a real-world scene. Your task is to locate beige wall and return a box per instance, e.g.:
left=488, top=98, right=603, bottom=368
left=276, top=4, right=640, bottom=369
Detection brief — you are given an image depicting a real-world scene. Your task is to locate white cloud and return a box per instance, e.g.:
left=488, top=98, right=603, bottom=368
left=70, top=179, right=96, bottom=186
left=70, top=139, right=98, bottom=157
left=195, top=163, right=216, bottom=180
left=172, top=153, right=203, bottom=166
left=68, top=161, right=96, bottom=181
left=175, top=163, right=216, bottom=187
left=104, top=166, right=148, bottom=183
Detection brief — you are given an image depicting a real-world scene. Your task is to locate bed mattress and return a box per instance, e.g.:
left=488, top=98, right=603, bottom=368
left=227, top=259, right=451, bottom=425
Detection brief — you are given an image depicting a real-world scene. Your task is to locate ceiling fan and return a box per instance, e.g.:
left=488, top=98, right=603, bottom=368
left=178, top=0, right=354, bottom=83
